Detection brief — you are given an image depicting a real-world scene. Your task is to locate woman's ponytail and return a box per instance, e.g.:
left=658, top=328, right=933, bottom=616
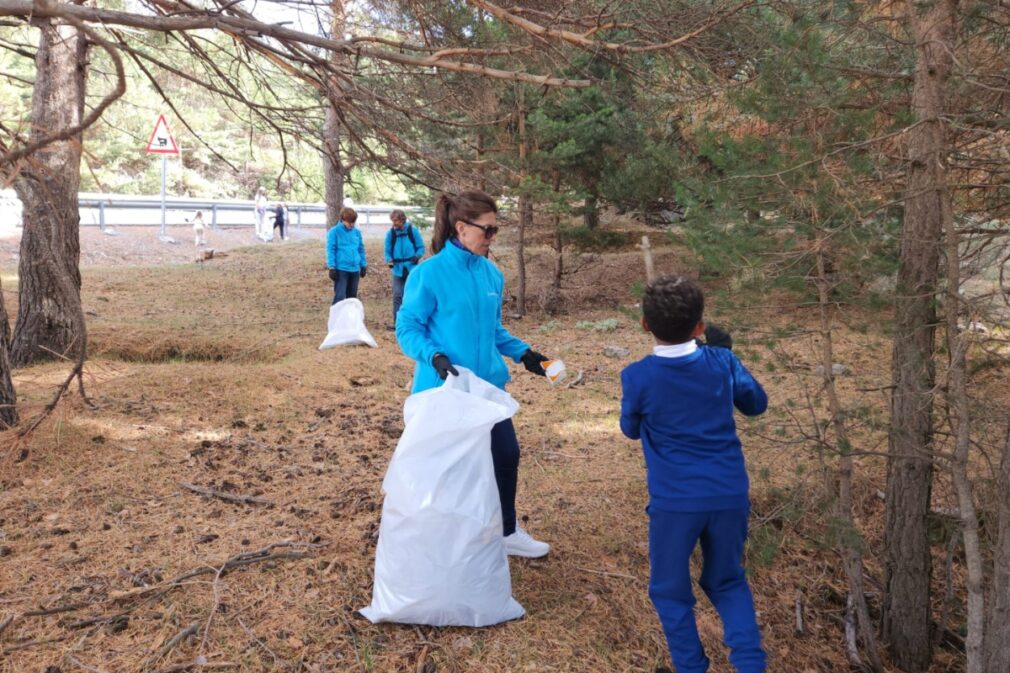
left=431, top=193, right=455, bottom=253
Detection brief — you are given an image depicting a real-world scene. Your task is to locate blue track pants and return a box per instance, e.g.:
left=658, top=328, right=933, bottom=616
left=648, top=507, right=766, bottom=673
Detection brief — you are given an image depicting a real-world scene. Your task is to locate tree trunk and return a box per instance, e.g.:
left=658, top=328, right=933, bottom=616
left=583, top=192, right=598, bottom=229
left=516, top=88, right=527, bottom=316
left=476, top=127, right=487, bottom=193
left=323, top=107, right=344, bottom=226
left=551, top=225, right=563, bottom=290
left=941, top=181, right=982, bottom=673
left=0, top=276, right=16, bottom=428
left=552, top=170, right=563, bottom=291
left=983, top=428, right=1010, bottom=673
left=322, top=1, right=346, bottom=227
left=882, top=2, right=957, bottom=670
left=816, top=233, right=883, bottom=672
left=541, top=170, right=563, bottom=315
left=517, top=195, right=531, bottom=313
left=10, top=18, right=88, bottom=367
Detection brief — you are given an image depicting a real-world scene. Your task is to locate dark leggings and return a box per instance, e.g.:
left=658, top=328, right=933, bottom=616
left=490, top=418, right=521, bottom=536
left=331, top=270, right=360, bottom=304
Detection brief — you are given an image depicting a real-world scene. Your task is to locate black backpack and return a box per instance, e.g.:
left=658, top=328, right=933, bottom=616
left=387, top=224, right=420, bottom=261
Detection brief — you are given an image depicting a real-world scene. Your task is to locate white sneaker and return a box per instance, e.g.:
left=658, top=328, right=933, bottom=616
left=503, top=527, right=550, bottom=558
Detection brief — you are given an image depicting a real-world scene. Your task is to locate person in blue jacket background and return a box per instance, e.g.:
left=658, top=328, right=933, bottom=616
left=326, top=206, right=368, bottom=304
left=396, top=189, right=553, bottom=558
left=384, top=209, right=425, bottom=329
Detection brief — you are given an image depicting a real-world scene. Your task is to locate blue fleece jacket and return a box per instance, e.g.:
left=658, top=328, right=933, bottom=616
left=326, top=223, right=367, bottom=272
left=396, top=240, right=529, bottom=393
left=620, top=347, right=768, bottom=512
left=384, top=222, right=425, bottom=278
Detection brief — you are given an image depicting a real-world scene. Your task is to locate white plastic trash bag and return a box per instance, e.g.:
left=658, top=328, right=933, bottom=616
left=318, top=298, right=377, bottom=349
left=360, top=368, right=525, bottom=626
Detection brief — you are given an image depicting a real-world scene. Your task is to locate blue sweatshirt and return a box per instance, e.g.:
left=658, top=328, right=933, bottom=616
left=396, top=240, right=529, bottom=393
left=326, top=223, right=367, bottom=272
left=384, top=222, right=425, bottom=278
left=620, top=347, right=768, bottom=512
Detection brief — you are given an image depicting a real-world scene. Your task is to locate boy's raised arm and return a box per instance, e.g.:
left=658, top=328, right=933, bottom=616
left=730, top=356, right=768, bottom=416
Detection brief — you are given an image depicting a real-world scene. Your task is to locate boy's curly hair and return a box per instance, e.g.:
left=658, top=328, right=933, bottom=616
left=642, top=275, right=704, bottom=344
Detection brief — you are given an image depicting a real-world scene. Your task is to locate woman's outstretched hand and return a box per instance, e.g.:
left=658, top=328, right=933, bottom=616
left=432, top=353, right=459, bottom=380
left=520, top=350, right=549, bottom=376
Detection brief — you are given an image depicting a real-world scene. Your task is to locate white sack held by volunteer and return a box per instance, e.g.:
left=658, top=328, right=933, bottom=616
left=360, top=368, right=524, bottom=626
left=393, top=189, right=557, bottom=558
left=318, top=298, right=376, bottom=349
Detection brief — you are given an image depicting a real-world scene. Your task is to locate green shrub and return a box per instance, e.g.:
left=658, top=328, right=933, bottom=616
left=576, top=318, right=620, bottom=332
left=561, top=225, right=627, bottom=250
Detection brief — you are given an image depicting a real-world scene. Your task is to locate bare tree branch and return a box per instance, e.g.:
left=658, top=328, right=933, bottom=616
left=0, top=0, right=591, bottom=87
left=0, top=15, right=126, bottom=168
left=466, top=0, right=755, bottom=53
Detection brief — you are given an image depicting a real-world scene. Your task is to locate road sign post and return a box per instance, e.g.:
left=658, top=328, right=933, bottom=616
left=145, top=114, right=179, bottom=240
left=160, top=155, right=167, bottom=235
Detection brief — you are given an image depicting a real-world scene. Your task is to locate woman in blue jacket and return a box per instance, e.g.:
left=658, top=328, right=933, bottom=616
left=396, top=190, right=553, bottom=558
left=326, top=206, right=368, bottom=304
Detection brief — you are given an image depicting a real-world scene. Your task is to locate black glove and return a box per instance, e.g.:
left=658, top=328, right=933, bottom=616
left=432, top=353, right=459, bottom=380
left=328, top=268, right=338, bottom=282
left=520, top=349, right=548, bottom=376
left=702, top=324, right=733, bottom=350
left=360, top=266, right=367, bottom=278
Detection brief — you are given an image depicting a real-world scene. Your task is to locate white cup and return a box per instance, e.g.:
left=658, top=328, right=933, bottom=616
left=544, top=359, right=566, bottom=384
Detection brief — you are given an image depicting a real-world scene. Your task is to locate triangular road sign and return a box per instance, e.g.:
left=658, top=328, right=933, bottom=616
left=146, top=114, right=179, bottom=155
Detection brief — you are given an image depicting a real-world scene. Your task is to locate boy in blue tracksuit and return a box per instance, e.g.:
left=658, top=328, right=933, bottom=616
left=620, top=275, right=768, bottom=673
left=326, top=206, right=368, bottom=304
left=383, top=209, right=425, bottom=328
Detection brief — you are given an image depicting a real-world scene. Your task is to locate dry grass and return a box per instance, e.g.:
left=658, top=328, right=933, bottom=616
left=0, top=235, right=993, bottom=672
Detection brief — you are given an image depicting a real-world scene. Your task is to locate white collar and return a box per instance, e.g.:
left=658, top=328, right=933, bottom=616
left=653, top=341, right=698, bottom=358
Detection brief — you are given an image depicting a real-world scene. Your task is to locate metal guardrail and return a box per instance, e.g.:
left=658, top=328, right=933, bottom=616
left=0, top=189, right=425, bottom=230
left=77, top=196, right=321, bottom=230
left=76, top=195, right=424, bottom=230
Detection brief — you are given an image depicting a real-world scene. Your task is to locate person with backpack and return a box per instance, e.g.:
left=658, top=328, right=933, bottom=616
left=384, top=209, right=425, bottom=329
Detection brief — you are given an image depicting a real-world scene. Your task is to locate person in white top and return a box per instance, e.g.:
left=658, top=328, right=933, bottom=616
left=192, top=210, right=206, bottom=246
left=254, top=187, right=272, bottom=241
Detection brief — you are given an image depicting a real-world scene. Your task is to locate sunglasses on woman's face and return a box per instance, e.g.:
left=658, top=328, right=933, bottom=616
left=461, top=219, right=500, bottom=239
